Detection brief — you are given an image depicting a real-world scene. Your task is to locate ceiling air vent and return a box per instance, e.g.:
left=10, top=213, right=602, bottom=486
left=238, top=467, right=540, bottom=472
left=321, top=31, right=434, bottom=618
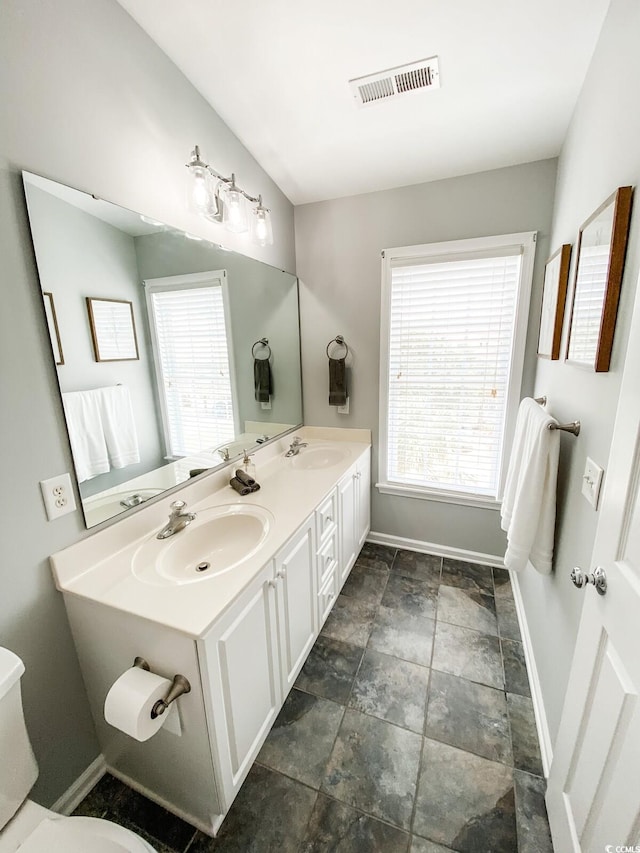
left=349, top=57, right=440, bottom=107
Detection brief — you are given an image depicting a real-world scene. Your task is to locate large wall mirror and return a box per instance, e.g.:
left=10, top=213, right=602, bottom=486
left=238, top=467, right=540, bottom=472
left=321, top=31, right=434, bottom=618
left=23, top=172, right=303, bottom=528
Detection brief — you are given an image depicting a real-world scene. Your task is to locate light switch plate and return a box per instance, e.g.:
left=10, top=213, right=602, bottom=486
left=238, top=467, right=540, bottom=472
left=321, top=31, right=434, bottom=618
left=260, top=399, right=271, bottom=410
left=582, top=457, right=604, bottom=509
left=337, top=398, right=350, bottom=414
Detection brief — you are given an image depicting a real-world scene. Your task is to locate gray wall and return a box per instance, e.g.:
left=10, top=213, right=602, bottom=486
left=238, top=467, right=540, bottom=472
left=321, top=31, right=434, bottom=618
left=24, top=184, right=165, bottom=498
left=0, top=0, right=294, bottom=805
left=295, top=159, right=558, bottom=557
left=523, top=0, right=640, bottom=745
left=135, top=231, right=303, bottom=431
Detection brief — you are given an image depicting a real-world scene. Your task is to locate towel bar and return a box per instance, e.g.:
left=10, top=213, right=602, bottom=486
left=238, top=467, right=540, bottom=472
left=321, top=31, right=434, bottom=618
left=534, top=396, right=580, bottom=435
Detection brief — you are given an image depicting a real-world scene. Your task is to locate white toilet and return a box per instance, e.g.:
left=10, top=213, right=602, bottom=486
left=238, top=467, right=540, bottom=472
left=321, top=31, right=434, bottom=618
left=0, top=647, right=156, bottom=852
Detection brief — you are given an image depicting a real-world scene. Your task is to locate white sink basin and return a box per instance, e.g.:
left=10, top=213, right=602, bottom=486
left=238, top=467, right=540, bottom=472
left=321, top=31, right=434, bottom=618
left=131, top=504, right=274, bottom=586
left=291, top=445, right=349, bottom=470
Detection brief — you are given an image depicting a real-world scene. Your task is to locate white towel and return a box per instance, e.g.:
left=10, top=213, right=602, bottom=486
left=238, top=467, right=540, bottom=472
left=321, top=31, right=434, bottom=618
left=98, top=385, right=140, bottom=469
left=500, top=397, right=560, bottom=574
left=62, top=391, right=110, bottom=483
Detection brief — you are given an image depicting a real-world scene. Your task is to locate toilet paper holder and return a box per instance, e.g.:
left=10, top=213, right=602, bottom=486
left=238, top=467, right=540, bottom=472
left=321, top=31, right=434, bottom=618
left=133, top=657, right=191, bottom=719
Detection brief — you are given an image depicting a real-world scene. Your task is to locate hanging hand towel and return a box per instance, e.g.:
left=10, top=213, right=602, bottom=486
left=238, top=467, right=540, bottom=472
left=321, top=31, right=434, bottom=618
left=254, top=358, right=272, bottom=403
left=329, top=357, right=347, bottom=406
left=500, top=397, right=560, bottom=574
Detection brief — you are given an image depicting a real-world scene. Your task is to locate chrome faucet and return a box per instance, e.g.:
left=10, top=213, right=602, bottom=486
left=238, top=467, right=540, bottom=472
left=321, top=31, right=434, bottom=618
left=285, top=436, right=308, bottom=457
left=217, top=447, right=230, bottom=462
left=156, top=500, right=196, bottom=540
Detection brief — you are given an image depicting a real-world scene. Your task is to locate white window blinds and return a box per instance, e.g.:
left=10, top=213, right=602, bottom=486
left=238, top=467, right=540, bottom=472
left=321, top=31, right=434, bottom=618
left=149, top=281, right=235, bottom=458
left=385, top=246, right=524, bottom=499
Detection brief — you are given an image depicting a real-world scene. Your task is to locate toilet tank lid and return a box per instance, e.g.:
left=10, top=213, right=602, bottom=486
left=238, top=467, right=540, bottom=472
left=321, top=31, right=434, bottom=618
left=0, top=648, right=25, bottom=698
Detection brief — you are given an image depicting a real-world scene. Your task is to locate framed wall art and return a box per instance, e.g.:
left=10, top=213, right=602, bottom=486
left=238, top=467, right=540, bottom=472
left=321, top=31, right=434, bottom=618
left=538, top=244, right=571, bottom=360
left=566, top=186, right=633, bottom=372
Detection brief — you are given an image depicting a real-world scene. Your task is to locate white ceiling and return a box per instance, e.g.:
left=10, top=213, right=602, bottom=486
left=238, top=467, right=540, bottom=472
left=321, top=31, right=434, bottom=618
left=117, top=0, right=611, bottom=205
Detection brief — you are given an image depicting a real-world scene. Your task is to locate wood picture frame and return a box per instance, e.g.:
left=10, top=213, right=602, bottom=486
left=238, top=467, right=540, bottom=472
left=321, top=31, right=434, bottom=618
left=538, top=244, right=571, bottom=360
left=566, top=186, right=633, bottom=372
left=43, top=291, right=64, bottom=365
left=86, top=297, right=139, bottom=362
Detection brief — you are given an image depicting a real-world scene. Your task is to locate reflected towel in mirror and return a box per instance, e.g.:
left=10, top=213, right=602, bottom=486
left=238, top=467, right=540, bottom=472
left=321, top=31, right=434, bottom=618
left=254, top=357, right=272, bottom=403
left=62, top=391, right=110, bottom=482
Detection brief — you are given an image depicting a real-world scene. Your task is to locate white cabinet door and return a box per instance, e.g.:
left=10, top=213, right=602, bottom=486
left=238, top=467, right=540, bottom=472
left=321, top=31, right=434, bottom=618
left=546, top=266, right=640, bottom=853
left=338, top=466, right=357, bottom=587
left=276, top=519, right=317, bottom=693
left=200, top=560, right=280, bottom=809
left=356, top=453, right=371, bottom=550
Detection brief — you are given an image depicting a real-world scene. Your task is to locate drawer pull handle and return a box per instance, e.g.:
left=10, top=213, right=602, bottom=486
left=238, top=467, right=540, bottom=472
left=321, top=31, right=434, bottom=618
left=277, top=568, right=287, bottom=579
left=268, top=579, right=277, bottom=589
left=326, top=516, right=333, bottom=523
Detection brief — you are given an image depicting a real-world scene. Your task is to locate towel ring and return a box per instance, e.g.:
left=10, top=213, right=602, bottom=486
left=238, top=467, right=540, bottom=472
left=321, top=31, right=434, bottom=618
left=326, top=335, right=349, bottom=359
left=252, top=338, right=271, bottom=360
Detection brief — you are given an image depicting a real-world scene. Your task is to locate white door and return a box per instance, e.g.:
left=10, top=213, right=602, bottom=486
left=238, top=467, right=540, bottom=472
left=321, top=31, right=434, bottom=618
left=356, top=453, right=371, bottom=550
left=546, top=268, right=640, bottom=852
left=276, top=519, right=317, bottom=692
left=338, top=467, right=357, bottom=586
left=200, top=560, right=281, bottom=808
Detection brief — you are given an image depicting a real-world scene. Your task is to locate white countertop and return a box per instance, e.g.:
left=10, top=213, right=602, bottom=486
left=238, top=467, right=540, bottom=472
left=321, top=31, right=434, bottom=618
left=51, top=427, right=371, bottom=638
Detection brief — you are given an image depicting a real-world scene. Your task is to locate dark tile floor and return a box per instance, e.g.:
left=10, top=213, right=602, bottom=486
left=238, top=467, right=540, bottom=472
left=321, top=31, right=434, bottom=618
left=74, top=545, right=554, bottom=852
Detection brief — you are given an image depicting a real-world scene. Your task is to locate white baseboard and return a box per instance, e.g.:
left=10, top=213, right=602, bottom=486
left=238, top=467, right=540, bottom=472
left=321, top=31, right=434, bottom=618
left=367, top=531, right=505, bottom=568
left=52, top=754, right=106, bottom=816
left=107, top=766, right=219, bottom=837
left=509, top=570, right=553, bottom=777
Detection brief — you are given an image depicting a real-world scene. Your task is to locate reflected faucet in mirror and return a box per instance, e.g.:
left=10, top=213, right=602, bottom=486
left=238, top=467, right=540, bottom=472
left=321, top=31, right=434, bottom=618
left=22, top=171, right=303, bottom=529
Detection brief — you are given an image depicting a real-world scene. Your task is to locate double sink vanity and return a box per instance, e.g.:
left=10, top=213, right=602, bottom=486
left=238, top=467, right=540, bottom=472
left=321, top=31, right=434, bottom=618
left=51, top=427, right=371, bottom=836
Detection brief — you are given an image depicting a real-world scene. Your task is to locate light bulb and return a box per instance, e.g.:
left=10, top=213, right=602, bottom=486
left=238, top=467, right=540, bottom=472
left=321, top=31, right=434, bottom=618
left=222, top=180, right=248, bottom=233
left=251, top=201, right=273, bottom=246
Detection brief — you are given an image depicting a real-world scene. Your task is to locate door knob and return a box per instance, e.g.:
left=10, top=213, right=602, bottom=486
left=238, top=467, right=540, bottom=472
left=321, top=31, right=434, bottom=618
left=570, top=566, right=607, bottom=596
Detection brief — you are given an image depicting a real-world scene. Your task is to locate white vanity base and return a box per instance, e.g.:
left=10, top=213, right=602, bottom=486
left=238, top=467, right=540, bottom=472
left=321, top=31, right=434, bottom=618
left=53, top=428, right=371, bottom=836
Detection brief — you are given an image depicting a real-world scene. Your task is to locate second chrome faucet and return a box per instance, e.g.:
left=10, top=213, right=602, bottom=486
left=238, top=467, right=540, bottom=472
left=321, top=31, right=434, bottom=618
left=285, top=436, right=308, bottom=457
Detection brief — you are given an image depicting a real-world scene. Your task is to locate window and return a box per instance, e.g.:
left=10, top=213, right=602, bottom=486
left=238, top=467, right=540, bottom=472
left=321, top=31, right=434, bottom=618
left=378, top=232, right=536, bottom=507
left=145, top=271, right=237, bottom=458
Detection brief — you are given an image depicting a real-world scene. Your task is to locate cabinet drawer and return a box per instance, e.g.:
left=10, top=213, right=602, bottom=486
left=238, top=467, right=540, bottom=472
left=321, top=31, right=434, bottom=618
left=317, top=527, right=338, bottom=587
left=315, top=489, right=338, bottom=544
left=318, top=570, right=337, bottom=626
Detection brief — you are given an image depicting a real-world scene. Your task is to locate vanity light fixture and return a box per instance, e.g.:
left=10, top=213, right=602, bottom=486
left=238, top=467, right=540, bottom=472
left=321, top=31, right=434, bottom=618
left=186, top=145, right=273, bottom=245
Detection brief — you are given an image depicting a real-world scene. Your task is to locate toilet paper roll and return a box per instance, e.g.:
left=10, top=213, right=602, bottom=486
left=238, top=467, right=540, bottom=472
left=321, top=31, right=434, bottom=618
left=104, top=667, right=172, bottom=742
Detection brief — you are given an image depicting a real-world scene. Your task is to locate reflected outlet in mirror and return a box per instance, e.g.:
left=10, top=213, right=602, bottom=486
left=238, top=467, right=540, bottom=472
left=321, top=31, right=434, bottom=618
left=22, top=172, right=302, bottom=528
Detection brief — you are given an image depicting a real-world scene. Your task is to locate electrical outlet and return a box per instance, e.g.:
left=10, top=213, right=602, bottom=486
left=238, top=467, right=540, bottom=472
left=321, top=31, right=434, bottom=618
left=581, top=457, right=604, bottom=509
left=260, top=399, right=272, bottom=410
left=337, top=397, right=350, bottom=415
left=40, top=473, right=77, bottom=520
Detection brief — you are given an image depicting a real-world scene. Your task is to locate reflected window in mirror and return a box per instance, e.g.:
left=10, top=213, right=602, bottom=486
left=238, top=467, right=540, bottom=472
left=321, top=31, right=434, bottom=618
left=145, top=271, right=237, bottom=458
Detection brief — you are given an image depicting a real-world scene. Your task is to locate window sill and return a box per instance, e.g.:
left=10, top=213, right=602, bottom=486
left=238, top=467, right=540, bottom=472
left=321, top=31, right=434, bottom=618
left=375, top=482, right=501, bottom=511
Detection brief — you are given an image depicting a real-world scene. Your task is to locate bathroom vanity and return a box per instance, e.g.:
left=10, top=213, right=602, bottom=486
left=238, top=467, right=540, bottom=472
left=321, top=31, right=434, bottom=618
left=50, top=428, right=370, bottom=835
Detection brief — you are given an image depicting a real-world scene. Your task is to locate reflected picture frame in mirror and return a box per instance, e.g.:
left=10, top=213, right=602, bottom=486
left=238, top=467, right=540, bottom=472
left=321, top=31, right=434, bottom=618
left=43, top=291, right=64, bottom=365
left=538, top=243, right=571, bottom=360
left=22, top=171, right=303, bottom=529
left=86, top=297, right=140, bottom=362
left=566, top=186, right=633, bottom=372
